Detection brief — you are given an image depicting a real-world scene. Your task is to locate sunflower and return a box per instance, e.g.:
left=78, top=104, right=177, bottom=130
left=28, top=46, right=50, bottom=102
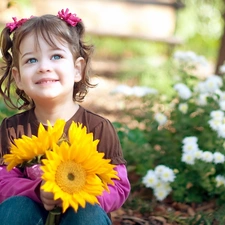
left=3, top=119, right=66, bottom=171
left=41, top=122, right=119, bottom=213
left=68, top=122, right=119, bottom=191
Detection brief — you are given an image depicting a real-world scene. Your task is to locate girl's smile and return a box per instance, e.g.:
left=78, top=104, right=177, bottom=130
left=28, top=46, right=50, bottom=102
left=35, top=78, right=60, bottom=85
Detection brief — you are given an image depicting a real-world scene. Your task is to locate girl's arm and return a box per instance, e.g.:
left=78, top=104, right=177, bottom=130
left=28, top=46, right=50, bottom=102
left=97, top=164, right=130, bottom=213
left=0, top=163, right=130, bottom=213
left=0, top=165, right=42, bottom=204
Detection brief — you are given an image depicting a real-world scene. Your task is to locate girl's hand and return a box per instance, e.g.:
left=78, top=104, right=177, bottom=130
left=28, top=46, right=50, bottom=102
left=40, top=180, right=62, bottom=211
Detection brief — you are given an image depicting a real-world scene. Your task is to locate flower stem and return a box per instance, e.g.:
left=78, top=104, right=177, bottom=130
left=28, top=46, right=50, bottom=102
left=45, top=207, right=62, bottom=225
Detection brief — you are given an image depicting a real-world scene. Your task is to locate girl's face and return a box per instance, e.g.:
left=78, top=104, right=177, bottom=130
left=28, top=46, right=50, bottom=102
left=12, top=33, right=84, bottom=105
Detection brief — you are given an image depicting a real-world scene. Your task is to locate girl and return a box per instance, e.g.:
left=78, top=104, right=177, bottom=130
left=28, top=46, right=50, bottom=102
left=0, top=8, right=130, bottom=225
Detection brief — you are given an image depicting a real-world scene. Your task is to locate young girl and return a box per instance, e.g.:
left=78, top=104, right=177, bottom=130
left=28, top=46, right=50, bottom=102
left=0, top=8, right=130, bottom=225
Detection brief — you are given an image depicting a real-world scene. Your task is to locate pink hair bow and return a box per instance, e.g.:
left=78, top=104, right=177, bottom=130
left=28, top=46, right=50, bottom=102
left=58, top=8, right=81, bottom=26
left=6, top=17, right=28, bottom=33
left=5, top=9, right=81, bottom=33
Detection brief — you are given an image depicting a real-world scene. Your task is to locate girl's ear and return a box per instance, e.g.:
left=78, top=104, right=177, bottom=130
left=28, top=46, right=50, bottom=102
left=12, top=67, right=23, bottom=90
left=74, top=57, right=85, bottom=82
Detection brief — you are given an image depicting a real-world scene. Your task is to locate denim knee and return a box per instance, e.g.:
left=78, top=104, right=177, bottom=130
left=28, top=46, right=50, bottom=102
left=60, top=204, right=111, bottom=225
left=0, top=196, right=48, bottom=225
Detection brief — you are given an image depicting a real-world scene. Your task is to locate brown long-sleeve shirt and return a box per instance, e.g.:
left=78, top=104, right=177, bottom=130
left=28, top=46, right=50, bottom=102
left=0, top=105, right=126, bottom=165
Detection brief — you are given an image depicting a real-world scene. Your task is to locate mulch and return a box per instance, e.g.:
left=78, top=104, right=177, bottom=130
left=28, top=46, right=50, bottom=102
left=111, top=199, right=218, bottom=225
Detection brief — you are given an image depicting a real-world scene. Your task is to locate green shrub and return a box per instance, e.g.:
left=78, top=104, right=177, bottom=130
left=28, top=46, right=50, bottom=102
left=113, top=50, right=225, bottom=205
left=0, top=101, right=16, bottom=122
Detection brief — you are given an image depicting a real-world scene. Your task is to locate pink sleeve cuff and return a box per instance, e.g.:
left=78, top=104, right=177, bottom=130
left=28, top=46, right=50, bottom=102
left=0, top=166, right=42, bottom=204
left=97, top=164, right=130, bottom=213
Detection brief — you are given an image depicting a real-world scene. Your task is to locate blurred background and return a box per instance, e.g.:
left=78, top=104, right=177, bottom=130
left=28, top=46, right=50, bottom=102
left=1, top=0, right=225, bottom=121
left=2, top=1, right=225, bottom=224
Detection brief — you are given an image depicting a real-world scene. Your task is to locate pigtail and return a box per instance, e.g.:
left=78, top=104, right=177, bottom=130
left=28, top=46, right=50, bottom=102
left=73, top=21, right=96, bottom=102
left=76, top=21, right=94, bottom=61
left=0, top=27, right=13, bottom=67
left=0, top=27, right=32, bottom=110
left=0, top=27, right=15, bottom=109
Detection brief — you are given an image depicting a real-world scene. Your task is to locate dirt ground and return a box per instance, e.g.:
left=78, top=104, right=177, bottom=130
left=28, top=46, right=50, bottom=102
left=80, top=58, right=131, bottom=124
left=80, top=75, right=122, bottom=122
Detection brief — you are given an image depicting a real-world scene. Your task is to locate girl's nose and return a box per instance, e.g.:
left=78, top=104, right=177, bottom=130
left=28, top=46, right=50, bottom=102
left=38, top=60, right=52, bottom=73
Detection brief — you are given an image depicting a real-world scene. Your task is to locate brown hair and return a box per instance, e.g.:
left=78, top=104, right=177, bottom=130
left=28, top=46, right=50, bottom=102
left=0, top=14, right=95, bottom=110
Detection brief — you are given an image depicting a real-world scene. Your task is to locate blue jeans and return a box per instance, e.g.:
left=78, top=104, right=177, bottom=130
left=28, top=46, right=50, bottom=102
left=0, top=196, right=111, bottom=225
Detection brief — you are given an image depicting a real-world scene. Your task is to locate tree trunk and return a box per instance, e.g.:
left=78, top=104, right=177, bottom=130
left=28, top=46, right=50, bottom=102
left=215, top=2, right=225, bottom=75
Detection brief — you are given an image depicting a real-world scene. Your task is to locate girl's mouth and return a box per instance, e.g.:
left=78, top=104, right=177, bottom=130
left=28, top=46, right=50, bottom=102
left=36, top=79, right=59, bottom=84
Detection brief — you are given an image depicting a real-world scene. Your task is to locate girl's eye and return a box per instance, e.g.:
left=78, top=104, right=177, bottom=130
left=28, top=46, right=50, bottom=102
left=27, top=58, right=37, bottom=64
left=52, top=55, right=62, bottom=60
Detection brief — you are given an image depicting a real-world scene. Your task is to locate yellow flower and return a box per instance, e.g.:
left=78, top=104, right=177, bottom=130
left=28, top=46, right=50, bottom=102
left=3, top=119, right=66, bottom=171
left=4, top=119, right=119, bottom=213
left=41, top=122, right=119, bottom=213
left=68, top=122, right=119, bottom=191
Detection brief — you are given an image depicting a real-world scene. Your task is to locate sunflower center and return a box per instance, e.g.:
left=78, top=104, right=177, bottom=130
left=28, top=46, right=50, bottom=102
left=68, top=173, right=75, bottom=181
left=55, top=161, right=86, bottom=194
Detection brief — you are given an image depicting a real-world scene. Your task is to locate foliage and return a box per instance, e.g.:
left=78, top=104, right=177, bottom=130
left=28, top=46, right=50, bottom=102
left=177, top=0, right=224, bottom=40
left=175, top=0, right=225, bottom=60
left=0, top=101, right=16, bottom=122
left=113, top=51, right=225, bottom=209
